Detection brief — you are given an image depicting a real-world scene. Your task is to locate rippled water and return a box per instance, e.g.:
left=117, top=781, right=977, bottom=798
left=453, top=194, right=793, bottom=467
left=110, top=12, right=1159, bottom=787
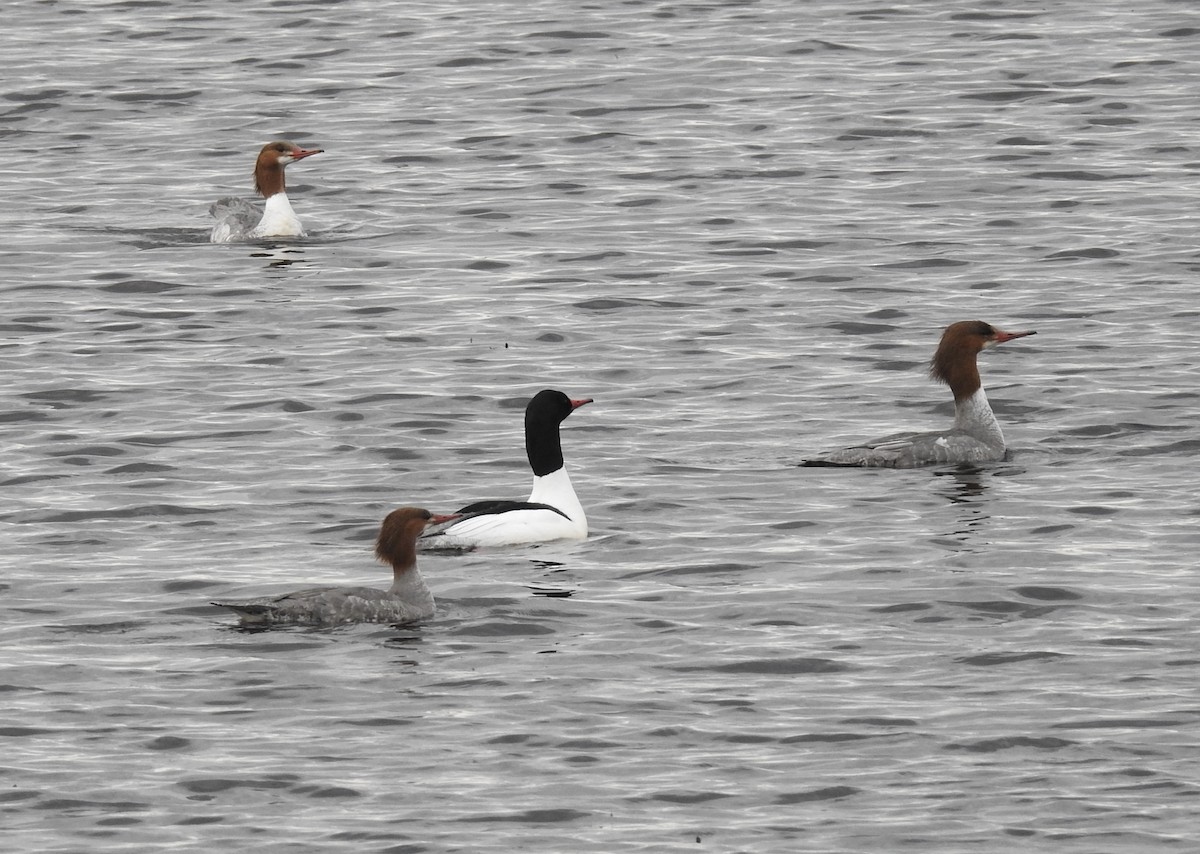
left=3, top=0, right=1199, bottom=851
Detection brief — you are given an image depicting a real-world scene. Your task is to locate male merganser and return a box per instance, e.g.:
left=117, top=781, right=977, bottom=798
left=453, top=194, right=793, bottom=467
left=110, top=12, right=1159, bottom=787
left=209, top=140, right=323, bottom=243
left=801, top=320, right=1036, bottom=468
left=420, top=390, right=593, bottom=550
left=212, top=507, right=458, bottom=626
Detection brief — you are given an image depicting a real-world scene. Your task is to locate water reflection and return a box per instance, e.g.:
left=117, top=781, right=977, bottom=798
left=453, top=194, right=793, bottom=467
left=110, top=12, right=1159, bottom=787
left=932, top=467, right=991, bottom=546
left=250, top=244, right=310, bottom=270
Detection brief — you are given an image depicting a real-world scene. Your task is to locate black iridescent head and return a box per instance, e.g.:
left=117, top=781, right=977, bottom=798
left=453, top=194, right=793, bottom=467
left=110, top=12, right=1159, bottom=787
left=524, top=390, right=592, bottom=476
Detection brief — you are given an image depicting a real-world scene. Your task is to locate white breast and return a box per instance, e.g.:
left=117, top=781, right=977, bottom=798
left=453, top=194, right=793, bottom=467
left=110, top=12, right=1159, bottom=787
left=250, top=193, right=305, bottom=238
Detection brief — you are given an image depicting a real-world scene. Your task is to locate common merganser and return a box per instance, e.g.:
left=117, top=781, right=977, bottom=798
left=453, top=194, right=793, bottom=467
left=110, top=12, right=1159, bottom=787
left=209, top=140, right=323, bottom=243
left=801, top=320, right=1036, bottom=468
left=212, top=507, right=458, bottom=626
left=420, top=390, right=592, bottom=550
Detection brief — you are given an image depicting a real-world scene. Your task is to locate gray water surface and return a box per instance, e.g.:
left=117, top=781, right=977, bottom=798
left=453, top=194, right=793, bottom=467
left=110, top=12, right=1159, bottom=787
left=3, top=1, right=1199, bottom=851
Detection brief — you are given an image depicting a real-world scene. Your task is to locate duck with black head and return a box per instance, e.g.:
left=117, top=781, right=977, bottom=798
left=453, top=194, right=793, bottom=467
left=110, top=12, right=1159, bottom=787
left=420, top=390, right=593, bottom=550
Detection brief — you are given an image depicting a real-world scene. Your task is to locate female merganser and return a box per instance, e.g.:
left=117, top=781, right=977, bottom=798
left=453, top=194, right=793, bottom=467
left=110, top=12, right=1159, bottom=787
left=209, top=140, right=323, bottom=243
left=420, top=390, right=593, bottom=550
left=212, top=507, right=458, bottom=626
left=802, top=320, right=1036, bottom=468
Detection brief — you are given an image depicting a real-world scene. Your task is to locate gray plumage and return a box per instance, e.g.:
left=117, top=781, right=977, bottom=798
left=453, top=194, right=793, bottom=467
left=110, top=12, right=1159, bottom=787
left=213, top=507, right=455, bottom=627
